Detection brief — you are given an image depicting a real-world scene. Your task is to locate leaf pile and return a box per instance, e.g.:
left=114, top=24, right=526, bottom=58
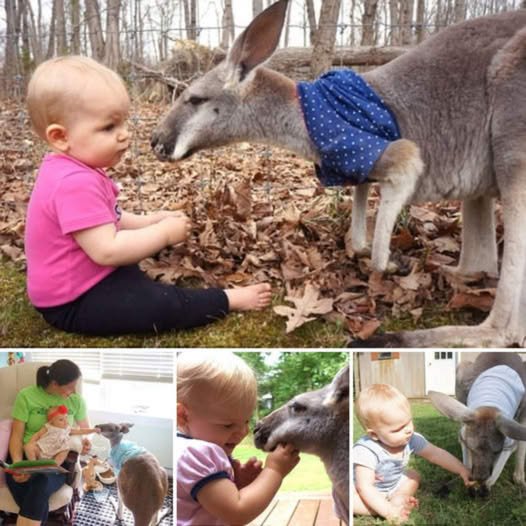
left=0, top=100, right=501, bottom=337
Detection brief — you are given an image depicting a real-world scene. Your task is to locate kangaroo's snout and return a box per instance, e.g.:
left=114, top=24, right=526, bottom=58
left=150, top=128, right=174, bottom=161
left=253, top=420, right=270, bottom=450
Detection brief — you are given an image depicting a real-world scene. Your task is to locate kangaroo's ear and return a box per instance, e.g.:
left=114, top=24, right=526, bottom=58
left=323, top=365, right=349, bottom=413
left=496, top=414, right=526, bottom=441
left=428, top=391, right=474, bottom=422
left=119, top=423, right=134, bottom=434
left=225, top=0, right=289, bottom=86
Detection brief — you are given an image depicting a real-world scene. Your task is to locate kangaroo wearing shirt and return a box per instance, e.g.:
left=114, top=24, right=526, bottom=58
left=429, top=352, right=526, bottom=493
left=96, top=423, right=169, bottom=526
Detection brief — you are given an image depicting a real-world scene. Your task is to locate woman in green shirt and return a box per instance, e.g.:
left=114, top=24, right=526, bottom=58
left=6, top=359, right=94, bottom=526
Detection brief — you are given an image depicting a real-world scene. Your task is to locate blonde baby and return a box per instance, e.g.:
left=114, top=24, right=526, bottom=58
left=176, top=352, right=299, bottom=525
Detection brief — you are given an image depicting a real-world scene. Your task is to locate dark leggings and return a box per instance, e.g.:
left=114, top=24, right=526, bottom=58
left=6, top=471, right=66, bottom=521
left=35, top=264, right=229, bottom=336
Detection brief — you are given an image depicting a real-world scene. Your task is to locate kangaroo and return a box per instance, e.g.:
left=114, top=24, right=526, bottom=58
left=151, top=0, right=526, bottom=347
left=253, top=365, right=349, bottom=524
left=429, top=352, right=526, bottom=494
left=96, top=423, right=169, bottom=526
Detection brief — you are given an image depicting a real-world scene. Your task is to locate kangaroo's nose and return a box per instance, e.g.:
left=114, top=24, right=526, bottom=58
left=150, top=130, right=159, bottom=150
left=150, top=132, right=170, bottom=160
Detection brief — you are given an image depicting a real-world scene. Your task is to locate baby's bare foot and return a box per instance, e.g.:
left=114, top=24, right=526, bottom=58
left=225, top=284, right=272, bottom=311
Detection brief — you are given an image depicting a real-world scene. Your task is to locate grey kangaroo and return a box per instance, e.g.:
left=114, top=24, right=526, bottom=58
left=429, top=352, right=526, bottom=493
left=151, top=0, right=526, bottom=348
left=96, top=423, right=169, bottom=526
left=253, top=365, right=349, bottom=524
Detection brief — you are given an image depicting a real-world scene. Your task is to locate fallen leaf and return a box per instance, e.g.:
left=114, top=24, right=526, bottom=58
left=273, top=283, right=334, bottom=333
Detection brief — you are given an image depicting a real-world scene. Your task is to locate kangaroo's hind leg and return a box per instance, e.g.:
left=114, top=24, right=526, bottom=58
left=482, top=26, right=526, bottom=345
left=451, top=196, right=499, bottom=278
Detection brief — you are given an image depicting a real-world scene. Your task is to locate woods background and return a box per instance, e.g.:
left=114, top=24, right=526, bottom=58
left=1, top=0, right=524, bottom=97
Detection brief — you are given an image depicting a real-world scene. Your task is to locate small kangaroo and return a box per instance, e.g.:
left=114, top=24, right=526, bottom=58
left=429, top=352, right=526, bottom=493
left=96, top=423, right=169, bottom=526
left=253, top=365, right=349, bottom=524
left=151, top=0, right=526, bottom=348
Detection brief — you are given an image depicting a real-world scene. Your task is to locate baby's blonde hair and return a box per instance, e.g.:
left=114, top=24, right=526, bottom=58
left=177, top=351, right=258, bottom=413
left=356, top=383, right=411, bottom=429
left=26, top=55, right=127, bottom=140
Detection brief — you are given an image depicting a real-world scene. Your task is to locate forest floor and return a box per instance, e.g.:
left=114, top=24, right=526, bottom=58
left=0, top=99, right=490, bottom=347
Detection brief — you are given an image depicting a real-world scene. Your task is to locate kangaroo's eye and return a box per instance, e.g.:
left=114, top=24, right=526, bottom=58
left=187, top=95, right=208, bottom=106
left=291, top=401, right=307, bottom=413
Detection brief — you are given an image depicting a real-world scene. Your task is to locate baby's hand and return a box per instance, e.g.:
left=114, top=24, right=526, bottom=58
left=232, top=456, right=263, bottom=489
left=460, top=467, right=475, bottom=487
left=264, top=443, right=300, bottom=478
left=160, top=213, right=192, bottom=245
left=153, top=210, right=186, bottom=222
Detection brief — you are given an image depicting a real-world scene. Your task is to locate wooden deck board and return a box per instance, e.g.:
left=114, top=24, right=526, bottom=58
left=259, top=499, right=298, bottom=525
left=288, top=499, right=320, bottom=526
left=315, top=498, right=341, bottom=526
left=248, top=493, right=343, bottom=526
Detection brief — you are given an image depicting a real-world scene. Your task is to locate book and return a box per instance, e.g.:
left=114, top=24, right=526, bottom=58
left=0, top=458, right=69, bottom=475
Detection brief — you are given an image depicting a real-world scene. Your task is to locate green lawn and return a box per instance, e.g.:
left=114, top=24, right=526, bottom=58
left=0, top=259, right=347, bottom=348
left=234, top=435, right=332, bottom=493
left=353, top=402, right=526, bottom=526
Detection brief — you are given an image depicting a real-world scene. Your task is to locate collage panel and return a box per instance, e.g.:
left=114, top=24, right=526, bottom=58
left=353, top=351, right=526, bottom=526
left=175, top=350, right=349, bottom=525
left=0, top=350, right=173, bottom=526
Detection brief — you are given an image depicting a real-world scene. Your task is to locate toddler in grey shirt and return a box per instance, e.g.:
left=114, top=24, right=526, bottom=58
left=353, top=383, right=473, bottom=523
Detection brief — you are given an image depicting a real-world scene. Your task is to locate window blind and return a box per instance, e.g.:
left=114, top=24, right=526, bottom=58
left=29, top=350, right=173, bottom=383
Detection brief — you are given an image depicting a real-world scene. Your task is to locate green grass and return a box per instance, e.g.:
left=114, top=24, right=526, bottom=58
left=234, top=435, right=332, bottom=493
left=0, top=259, right=348, bottom=347
left=353, top=402, right=526, bottom=526
left=0, top=257, right=479, bottom=347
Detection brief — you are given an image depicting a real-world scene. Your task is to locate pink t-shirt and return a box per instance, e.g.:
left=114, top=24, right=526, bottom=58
left=176, top=434, right=235, bottom=526
left=25, top=153, right=120, bottom=307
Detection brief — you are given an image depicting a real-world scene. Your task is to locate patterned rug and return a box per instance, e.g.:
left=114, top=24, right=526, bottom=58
left=73, top=480, right=173, bottom=526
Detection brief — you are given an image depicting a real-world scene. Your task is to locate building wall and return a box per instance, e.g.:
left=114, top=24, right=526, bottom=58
left=356, top=352, right=425, bottom=398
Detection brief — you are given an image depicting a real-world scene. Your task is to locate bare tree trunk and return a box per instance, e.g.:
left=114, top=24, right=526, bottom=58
left=415, top=0, right=425, bottom=42
left=20, top=0, right=31, bottom=73
left=221, top=0, right=235, bottom=50
left=349, top=0, right=356, bottom=46
left=85, top=0, right=105, bottom=60
left=104, top=0, right=121, bottom=69
left=252, top=0, right=263, bottom=17
left=399, top=0, right=414, bottom=44
left=55, top=0, right=67, bottom=55
left=70, top=0, right=81, bottom=53
left=305, top=0, right=317, bottom=45
left=454, top=0, right=465, bottom=22
left=389, top=0, right=400, bottom=45
left=435, top=0, right=443, bottom=32
left=310, top=0, right=341, bottom=78
left=22, top=0, right=43, bottom=63
left=361, top=0, right=378, bottom=45
left=190, top=0, right=197, bottom=40
left=134, top=0, right=143, bottom=62
left=284, top=0, right=292, bottom=47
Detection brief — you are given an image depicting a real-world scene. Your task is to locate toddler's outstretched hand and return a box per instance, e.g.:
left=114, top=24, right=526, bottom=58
left=460, top=466, right=476, bottom=487
left=160, top=213, right=192, bottom=245
left=265, top=443, right=300, bottom=478
left=233, top=456, right=263, bottom=489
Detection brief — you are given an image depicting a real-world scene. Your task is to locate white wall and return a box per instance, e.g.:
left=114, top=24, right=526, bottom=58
left=89, top=410, right=173, bottom=472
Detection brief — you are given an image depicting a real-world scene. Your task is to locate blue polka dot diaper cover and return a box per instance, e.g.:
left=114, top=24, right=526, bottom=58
left=297, top=69, right=401, bottom=186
